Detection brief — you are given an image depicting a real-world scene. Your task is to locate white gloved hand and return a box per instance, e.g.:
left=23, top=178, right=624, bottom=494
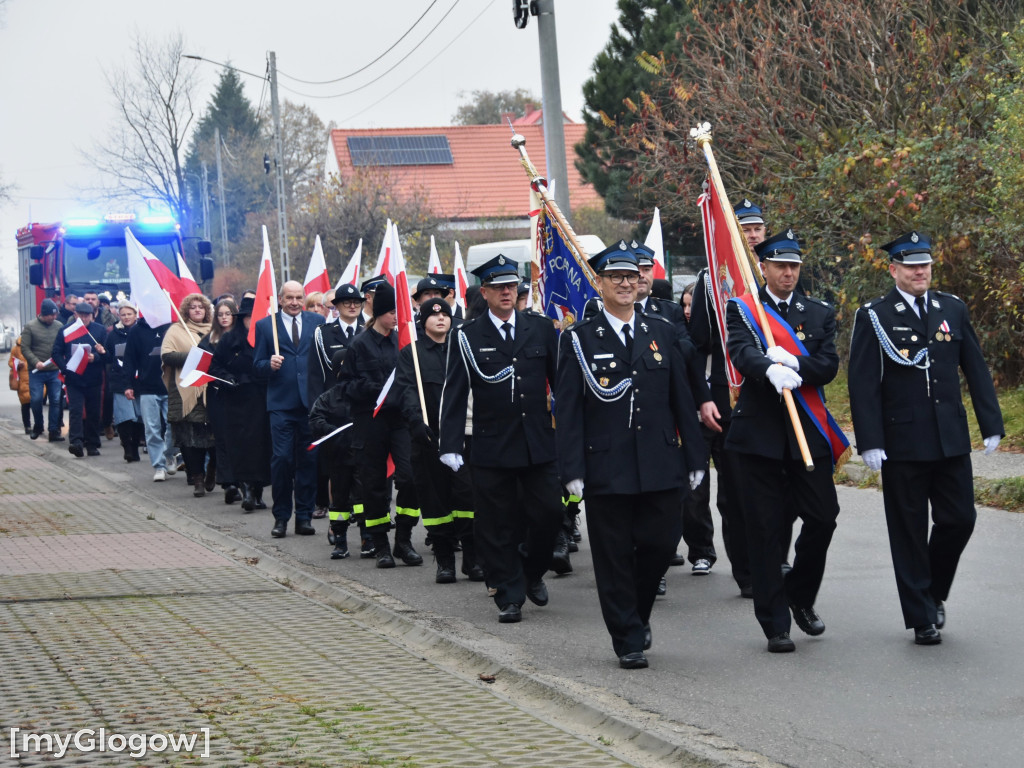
left=566, top=478, right=584, bottom=499
left=689, top=470, right=705, bottom=490
left=765, top=364, right=803, bottom=394
left=983, top=435, right=1001, bottom=454
left=440, top=453, right=464, bottom=472
left=766, top=346, right=800, bottom=371
left=862, top=448, right=887, bottom=472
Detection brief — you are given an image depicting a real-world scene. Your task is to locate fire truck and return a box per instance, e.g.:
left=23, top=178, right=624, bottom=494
left=16, top=213, right=212, bottom=326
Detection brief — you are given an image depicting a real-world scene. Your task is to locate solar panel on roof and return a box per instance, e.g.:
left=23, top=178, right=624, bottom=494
left=347, top=135, right=454, bottom=167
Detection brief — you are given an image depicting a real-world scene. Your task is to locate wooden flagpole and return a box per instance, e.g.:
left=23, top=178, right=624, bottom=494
left=270, top=306, right=280, bottom=357
left=691, top=122, right=814, bottom=471
left=408, top=327, right=430, bottom=426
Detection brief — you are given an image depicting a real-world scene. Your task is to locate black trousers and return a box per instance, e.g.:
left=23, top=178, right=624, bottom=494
left=880, top=455, right=976, bottom=628
left=734, top=452, right=839, bottom=639
left=472, top=462, right=562, bottom=609
left=358, top=409, right=416, bottom=533
left=66, top=383, right=101, bottom=449
left=587, top=489, right=683, bottom=657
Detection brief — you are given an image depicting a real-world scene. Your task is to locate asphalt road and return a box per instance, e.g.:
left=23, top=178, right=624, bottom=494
left=2, top=368, right=1022, bottom=768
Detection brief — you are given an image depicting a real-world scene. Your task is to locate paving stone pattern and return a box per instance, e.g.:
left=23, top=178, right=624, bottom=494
left=0, top=435, right=633, bottom=767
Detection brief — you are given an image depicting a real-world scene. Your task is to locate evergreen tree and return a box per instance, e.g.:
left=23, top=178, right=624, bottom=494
left=576, top=1, right=691, bottom=226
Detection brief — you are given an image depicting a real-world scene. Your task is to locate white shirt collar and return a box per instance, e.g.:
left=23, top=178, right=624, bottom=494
left=488, top=310, right=515, bottom=334
left=896, top=287, right=929, bottom=314
left=602, top=308, right=634, bottom=343
left=765, top=287, right=794, bottom=307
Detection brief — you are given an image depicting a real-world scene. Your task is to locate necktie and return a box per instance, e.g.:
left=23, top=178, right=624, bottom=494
left=915, top=295, right=928, bottom=320
left=501, top=321, right=513, bottom=344
left=291, top=316, right=300, bottom=347
left=622, top=323, right=633, bottom=357
left=778, top=300, right=789, bottom=320
left=346, top=325, right=355, bottom=340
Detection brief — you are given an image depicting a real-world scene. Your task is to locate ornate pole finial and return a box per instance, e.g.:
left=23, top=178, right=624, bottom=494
left=690, top=121, right=713, bottom=147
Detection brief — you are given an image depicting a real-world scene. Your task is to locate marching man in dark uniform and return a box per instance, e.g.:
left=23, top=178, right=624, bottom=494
left=556, top=242, right=706, bottom=669
left=848, top=231, right=1003, bottom=645
left=725, top=230, right=846, bottom=653
left=439, top=254, right=562, bottom=624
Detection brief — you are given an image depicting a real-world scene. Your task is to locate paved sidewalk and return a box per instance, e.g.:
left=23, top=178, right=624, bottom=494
left=0, top=433, right=638, bottom=767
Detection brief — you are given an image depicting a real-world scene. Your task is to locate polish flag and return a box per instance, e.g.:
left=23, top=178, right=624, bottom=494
left=303, top=235, right=331, bottom=295
left=390, top=223, right=417, bottom=350
left=453, top=242, right=469, bottom=315
left=248, top=226, right=279, bottom=347
left=62, top=317, right=89, bottom=342
left=126, top=228, right=174, bottom=327
left=427, top=235, right=442, bottom=274
left=176, top=253, right=201, bottom=296
left=373, top=368, right=396, bottom=418
left=66, top=344, right=90, bottom=375
left=645, top=206, right=667, bottom=280
left=373, top=219, right=395, bottom=286
left=335, top=239, right=362, bottom=288
left=178, top=346, right=216, bottom=387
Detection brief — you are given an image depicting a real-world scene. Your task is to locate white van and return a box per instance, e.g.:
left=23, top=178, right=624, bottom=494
left=465, top=236, right=607, bottom=283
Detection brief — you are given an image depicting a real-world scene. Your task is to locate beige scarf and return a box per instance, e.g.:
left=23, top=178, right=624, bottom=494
left=161, top=318, right=212, bottom=417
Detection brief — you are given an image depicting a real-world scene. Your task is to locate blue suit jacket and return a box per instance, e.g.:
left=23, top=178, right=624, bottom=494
left=253, top=310, right=325, bottom=412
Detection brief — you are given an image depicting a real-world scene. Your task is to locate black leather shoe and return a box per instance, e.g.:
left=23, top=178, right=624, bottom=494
left=224, top=485, right=241, bottom=504
left=914, top=624, right=942, bottom=645
left=331, top=539, right=349, bottom=559
left=462, top=562, right=485, bottom=582
left=376, top=549, right=396, bottom=568
left=295, top=520, right=316, bottom=536
left=526, top=578, right=549, bottom=606
left=240, top=485, right=255, bottom=512
left=935, top=601, right=946, bottom=630
left=393, top=540, right=424, bottom=566
left=49, top=433, right=65, bottom=442
left=619, top=651, right=649, bottom=669
left=30, top=430, right=42, bottom=440
left=790, top=604, right=826, bottom=636
left=86, top=447, right=100, bottom=456
left=271, top=521, right=287, bottom=538
left=669, top=552, right=686, bottom=566
left=643, top=624, right=652, bottom=651
left=550, top=549, right=573, bottom=575
left=498, top=604, right=522, bottom=623
left=656, top=577, right=667, bottom=596
left=739, top=584, right=755, bottom=599
left=69, top=442, right=84, bottom=457
left=435, top=557, right=457, bottom=584
left=768, top=632, right=796, bottom=653
left=360, top=537, right=377, bottom=559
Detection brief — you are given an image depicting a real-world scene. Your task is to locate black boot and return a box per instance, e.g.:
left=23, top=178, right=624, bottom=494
left=330, top=520, right=349, bottom=560
left=551, top=530, right=573, bottom=575
left=117, top=423, right=138, bottom=462
left=460, top=537, right=485, bottom=582
left=224, top=485, right=241, bottom=504
left=374, top=532, right=395, bottom=568
left=433, top=535, right=457, bottom=584
left=240, top=483, right=255, bottom=512
left=253, top=485, right=267, bottom=510
left=393, top=519, right=423, bottom=566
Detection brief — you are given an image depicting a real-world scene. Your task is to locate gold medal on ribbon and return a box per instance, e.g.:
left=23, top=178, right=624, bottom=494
left=944, top=333, right=951, bottom=342
left=653, top=352, right=663, bottom=362
left=797, top=331, right=806, bottom=340
left=936, top=331, right=944, bottom=341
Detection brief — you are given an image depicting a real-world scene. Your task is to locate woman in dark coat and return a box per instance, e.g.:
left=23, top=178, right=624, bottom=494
left=213, top=296, right=271, bottom=510
left=200, top=298, right=239, bottom=503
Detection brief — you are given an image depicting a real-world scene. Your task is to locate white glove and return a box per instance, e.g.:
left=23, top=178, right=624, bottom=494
left=983, top=435, right=1001, bottom=454
left=766, top=346, right=800, bottom=371
left=689, top=470, right=705, bottom=490
left=765, top=364, right=803, bottom=394
left=862, top=448, right=887, bottom=472
left=440, top=453, right=464, bottom=472
left=566, top=478, right=584, bottom=499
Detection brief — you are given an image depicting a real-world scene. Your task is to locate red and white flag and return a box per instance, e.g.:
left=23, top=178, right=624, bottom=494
left=698, top=181, right=749, bottom=390
left=62, top=317, right=89, bottom=342
left=390, top=223, right=417, bottom=350
left=303, top=235, right=331, bottom=295
left=427, top=235, right=442, bottom=274
left=453, top=241, right=468, bottom=315
left=645, top=206, right=667, bottom=280
left=373, top=368, right=396, bottom=418
left=66, top=344, right=90, bottom=375
left=307, top=422, right=352, bottom=450
left=178, top=346, right=217, bottom=387
left=335, top=239, right=362, bottom=288
left=126, top=228, right=175, bottom=327
left=373, top=219, right=395, bottom=286
left=248, top=226, right=279, bottom=347
left=176, top=253, right=201, bottom=296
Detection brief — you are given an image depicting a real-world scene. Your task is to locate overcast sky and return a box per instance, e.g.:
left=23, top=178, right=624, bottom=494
left=0, top=0, right=621, bottom=289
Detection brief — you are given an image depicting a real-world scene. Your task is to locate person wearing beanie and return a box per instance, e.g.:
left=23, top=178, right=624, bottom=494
left=337, top=280, right=422, bottom=568
left=21, top=299, right=64, bottom=440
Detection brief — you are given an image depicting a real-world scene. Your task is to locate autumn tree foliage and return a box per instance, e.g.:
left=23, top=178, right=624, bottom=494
left=618, top=0, right=1024, bottom=382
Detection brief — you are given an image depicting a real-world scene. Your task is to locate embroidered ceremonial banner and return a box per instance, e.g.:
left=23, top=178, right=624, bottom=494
left=538, top=207, right=598, bottom=328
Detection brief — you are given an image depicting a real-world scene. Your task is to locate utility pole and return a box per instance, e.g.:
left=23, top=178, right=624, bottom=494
left=535, top=0, right=571, bottom=217
left=268, top=51, right=290, bottom=281
left=200, top=161, right=211, bottom=241
left=214, top=127, right=230, bottom=266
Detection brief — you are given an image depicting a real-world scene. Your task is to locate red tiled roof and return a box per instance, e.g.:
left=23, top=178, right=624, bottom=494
left=326, top=123, right=602, bottom=221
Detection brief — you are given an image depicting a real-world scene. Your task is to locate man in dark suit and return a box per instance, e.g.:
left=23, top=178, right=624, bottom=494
left=438, top=254, right=562, bottom=624
left=725, top=230, right=843, bottom=653
left=254, top=280, right=326, bottom=538
left=849, top=231, right=1003, bottom=645
left=556, top=243, right=706, bottom=668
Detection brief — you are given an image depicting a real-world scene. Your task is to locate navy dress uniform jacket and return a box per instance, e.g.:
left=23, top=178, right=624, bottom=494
left=439, top=310, right=558, bottom=468
left=308, top=319, right=363, bottom=407
left=253, top=310, right=325, bottom=412
left=848, top=288, right=1003, bottom=459
left=724, top=287, right=839, bottom=460
left=555, top=312, right=705, bottom=495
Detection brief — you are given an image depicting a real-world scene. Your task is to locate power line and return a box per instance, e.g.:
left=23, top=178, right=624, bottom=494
left=276, top=0, right=440, bottom=85
left=275, top=0, right=463, bottom=101
left=340, top=0, right=498, bottom=125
